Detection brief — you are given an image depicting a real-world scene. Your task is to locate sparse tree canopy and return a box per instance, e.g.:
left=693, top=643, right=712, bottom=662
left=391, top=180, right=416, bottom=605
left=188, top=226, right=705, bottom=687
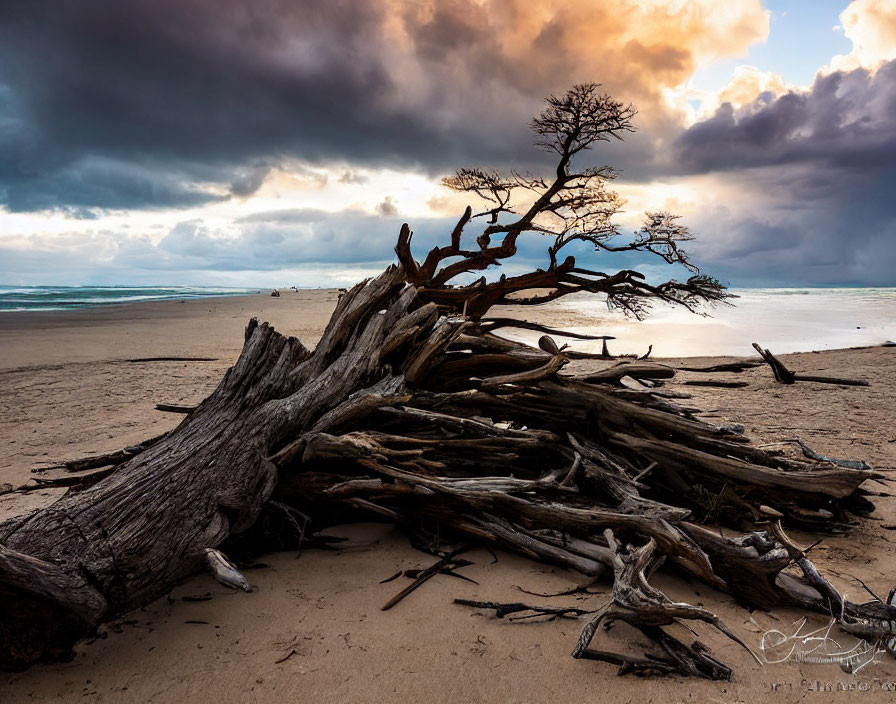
left=396, top=83, right=726, bottom=319
left=0, top=85, right=888, bottom=681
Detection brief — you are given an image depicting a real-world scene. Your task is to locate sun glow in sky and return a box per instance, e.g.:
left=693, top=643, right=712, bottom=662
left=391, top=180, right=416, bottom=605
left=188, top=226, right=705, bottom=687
left=1, top=0, right=895, bottom=287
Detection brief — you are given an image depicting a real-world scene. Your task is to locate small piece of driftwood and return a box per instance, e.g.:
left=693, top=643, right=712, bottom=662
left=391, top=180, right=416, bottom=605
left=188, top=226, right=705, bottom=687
left=752, top=343, right=869, bottom=386
left=155, top=403, right=197, bottom=414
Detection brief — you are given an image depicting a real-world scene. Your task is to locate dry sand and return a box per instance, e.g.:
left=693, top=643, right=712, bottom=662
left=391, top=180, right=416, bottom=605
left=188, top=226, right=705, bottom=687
left=2, top=291, right=896, bottom=703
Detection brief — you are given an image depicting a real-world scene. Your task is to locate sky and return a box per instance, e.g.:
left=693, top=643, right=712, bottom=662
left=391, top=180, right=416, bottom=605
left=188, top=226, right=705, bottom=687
left=1, top=0, right=895, bottom=288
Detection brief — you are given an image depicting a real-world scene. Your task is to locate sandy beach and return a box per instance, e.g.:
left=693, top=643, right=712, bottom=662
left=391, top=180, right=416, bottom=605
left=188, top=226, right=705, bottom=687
left=2, top=291, right=896, bottom=703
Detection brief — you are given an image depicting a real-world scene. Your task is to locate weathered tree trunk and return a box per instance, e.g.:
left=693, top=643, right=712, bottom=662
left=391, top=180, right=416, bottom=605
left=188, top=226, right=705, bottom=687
left=0, top=267, right=412, bottom=669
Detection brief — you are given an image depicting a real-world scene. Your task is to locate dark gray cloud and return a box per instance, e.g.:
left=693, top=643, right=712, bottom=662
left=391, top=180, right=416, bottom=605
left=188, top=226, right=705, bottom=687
left=0, top=0, right=742, bottom=212
left=672, top=60, right=896, bottom=286
left=2, top=1, right=894, bottom=286
left=375, top=196, right=398, bottom=217
left=0, top=0, right=401, bottom=211
left=674, top=60, right=896, bottom=173
left=0, top=155, right=228, bottom=213
left=228, top=165, right=276, bottom=198
left=680, top=159, right=896, bottom=286
left=0, top=0, right=522, bottom=212
left=689, top=200, right=896, bottom=287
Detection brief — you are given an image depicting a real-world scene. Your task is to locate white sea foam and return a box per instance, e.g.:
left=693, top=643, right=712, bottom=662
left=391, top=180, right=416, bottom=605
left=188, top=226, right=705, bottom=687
left=0, top=285, right=258, bottom=312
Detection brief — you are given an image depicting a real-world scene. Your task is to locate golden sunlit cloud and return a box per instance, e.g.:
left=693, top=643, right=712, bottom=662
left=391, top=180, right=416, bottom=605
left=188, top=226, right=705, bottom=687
left=690, top=65, right=790, bottom=121
left=829, top=0, right=896, bottom=72
left=213, top=0, right=775, bottom=227
left=383, top=0, right=770, bottom=127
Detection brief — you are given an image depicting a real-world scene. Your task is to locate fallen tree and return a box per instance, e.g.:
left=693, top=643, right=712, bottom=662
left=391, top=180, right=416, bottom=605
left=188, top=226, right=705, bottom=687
left=1, top=84, right=891, bottom=677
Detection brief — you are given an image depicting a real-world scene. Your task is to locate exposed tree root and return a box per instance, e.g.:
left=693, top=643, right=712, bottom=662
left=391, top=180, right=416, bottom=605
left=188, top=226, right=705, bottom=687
left=571, top=529, right=760, bottom=679
left=32, top=433, right=170, bottom=474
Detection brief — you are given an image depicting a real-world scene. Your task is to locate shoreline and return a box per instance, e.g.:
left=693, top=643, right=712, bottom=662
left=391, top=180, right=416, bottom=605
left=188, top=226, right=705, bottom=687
left=0, top=292, right=338, bottom=369
left=0, top=291, right=317, bottom=328
left=0, top=289, right=891, bottom=362
left=0, top=286, right=265, bottom=315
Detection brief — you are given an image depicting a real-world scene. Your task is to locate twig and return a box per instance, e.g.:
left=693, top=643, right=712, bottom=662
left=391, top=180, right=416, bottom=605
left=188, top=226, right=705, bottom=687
left=155, top=403, right=196, bottom=414
left=382, top=546, right=472, bottom=610
left=683, top=380, right=748, bottom=389
left=515, top=582, right=603, bottom=598
left=126, top=356, right=218, bottom=362
left=679, top=360, right=762, bottom=373
left=454, top=599, right=592, bottom=620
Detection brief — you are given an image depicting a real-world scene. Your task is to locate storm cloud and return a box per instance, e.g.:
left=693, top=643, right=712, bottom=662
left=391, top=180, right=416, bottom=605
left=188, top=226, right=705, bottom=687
left=674, top=60, right=896, bottom=173
left=668, top=58, right=896, bottom=286
left=0, top=0, right=768, bottom=211
left=2, top=1, right=895, bottom=287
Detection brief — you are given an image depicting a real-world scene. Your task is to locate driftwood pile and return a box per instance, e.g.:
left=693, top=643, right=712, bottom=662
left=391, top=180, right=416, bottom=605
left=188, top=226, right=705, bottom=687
left=0, top=84, right=891, bottom=678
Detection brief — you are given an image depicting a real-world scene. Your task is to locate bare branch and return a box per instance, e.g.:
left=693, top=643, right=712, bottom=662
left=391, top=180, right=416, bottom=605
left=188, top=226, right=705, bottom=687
left=531, top=83, right=636, bottom=161
left=395, top=84, right=727, bottom=320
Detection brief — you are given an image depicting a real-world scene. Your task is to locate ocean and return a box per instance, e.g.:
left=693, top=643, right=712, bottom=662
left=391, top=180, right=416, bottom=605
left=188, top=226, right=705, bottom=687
left=0, top=285, right=893, bottom=357
left=510, top=287, right=896, bottom=357
left=0, top=285, right=258, bottom=312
